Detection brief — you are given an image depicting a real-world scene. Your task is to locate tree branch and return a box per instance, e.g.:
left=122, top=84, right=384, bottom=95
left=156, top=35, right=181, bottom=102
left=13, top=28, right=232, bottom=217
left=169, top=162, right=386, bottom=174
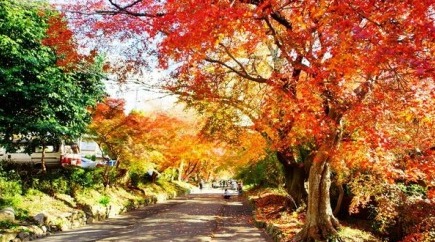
left=204, top=58, right=268, bottom=83
left=94, top=0, right=165, bottom=17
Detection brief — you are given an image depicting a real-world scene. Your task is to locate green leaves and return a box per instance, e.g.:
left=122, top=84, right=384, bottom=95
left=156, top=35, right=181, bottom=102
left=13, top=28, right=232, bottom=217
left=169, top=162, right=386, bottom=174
left=0, top=0, right=106, bottom=149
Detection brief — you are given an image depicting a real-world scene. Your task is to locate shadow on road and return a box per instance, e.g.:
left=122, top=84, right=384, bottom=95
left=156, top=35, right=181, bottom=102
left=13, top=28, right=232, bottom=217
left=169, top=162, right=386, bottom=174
left=38, top=188, right=272, bottom=242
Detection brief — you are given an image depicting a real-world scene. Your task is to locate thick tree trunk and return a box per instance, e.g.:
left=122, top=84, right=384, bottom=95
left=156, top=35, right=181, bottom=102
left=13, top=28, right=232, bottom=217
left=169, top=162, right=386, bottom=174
left=283, top=164, right=307, bottom=208
left=294, top=156, right=340, bottom=241
left=277, top=152, right=307, bottom=207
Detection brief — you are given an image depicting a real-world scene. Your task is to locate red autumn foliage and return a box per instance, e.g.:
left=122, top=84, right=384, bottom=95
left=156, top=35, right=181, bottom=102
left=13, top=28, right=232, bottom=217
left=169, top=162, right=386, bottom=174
left=62, top=0, right=434, bottom=240
left=42, top=13, right=97, bottom=70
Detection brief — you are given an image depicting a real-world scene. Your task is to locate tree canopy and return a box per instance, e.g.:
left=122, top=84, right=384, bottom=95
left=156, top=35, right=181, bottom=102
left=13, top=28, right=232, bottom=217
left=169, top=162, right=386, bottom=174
left=89, top=97, right=266, bottom=182
left=0, top=0, right=106, bottom=161
left=62, top=0, right=434, bottom=240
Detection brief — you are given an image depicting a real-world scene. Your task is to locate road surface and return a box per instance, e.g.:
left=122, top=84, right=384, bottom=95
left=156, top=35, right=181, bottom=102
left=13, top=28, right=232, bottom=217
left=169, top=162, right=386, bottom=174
left=37, top=188, right=272, bottom=242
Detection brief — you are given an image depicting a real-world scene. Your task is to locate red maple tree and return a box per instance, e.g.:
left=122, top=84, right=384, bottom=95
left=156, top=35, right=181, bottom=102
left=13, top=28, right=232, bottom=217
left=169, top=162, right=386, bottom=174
left=64, top=1, right=434, bottom=240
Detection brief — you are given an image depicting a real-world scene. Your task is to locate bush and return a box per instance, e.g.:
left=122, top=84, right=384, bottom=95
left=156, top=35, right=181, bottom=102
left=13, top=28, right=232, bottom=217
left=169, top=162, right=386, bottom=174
left=130, top=172, right=143, bottom=187
left=70, top=168, right=94, bottom=188
left=160, top=168, right=177, bottom=181
left=0, top=164, right=22, bottom=196
left=30, top=167, right=105, bottom=196
left=0, top=163, right=23, bottom=209
left=398, top=183, right=427, bottom=198
left=400, top=198, right=435, bottom=241
left=0, top=175, right=22, bottom=198
left=236, top=151, right=284, bottom=188
left=98, top=195, right=110, bottom=207
left=0, top=220, right=18, bottom=230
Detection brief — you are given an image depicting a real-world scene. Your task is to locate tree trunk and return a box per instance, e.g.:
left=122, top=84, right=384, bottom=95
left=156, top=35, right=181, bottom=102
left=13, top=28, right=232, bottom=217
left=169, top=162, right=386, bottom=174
left=178, top=160, right=184, bottom=182
left=283, top=164, right=307, bottom=208
left=333, top=183, right=344, bottom=216
left=151, top=171, right=158, bottom=183
left=115, top=158, right=121, bottom=169
left=41, top=143, right=47, bottom=172
left=277, top=151, right=307, bottom=207
left=294, top=156, right=340, bottom=241
left=102, top=165, right=111, bottom=187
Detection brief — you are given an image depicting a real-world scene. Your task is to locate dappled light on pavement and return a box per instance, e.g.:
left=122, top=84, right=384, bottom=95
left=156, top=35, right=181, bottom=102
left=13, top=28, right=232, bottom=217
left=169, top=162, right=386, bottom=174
left=37, top=188, right=271, bottom=241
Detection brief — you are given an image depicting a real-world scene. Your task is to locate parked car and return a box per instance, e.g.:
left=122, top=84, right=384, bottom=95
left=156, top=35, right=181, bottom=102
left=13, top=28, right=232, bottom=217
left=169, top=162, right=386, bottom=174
left=80, top=157, right=97, bottom=169
left=96, top=159, right=117, bottom=167
left=2, top=141, right=77, bottom=168
left=61, top=153, right=81, bottom=167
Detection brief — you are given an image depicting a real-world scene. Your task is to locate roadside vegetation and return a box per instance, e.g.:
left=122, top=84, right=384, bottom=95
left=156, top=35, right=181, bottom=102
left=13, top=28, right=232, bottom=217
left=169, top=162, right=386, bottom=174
left=237, top=153, right=435, bottom=241
left=0, top=162, right=192, bottom=233
left=1, top=1, right=434, bottom=242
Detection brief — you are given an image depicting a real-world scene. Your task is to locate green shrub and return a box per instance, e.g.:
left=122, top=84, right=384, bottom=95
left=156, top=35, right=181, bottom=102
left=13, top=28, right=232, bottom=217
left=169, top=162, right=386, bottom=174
left=0, top=177, right=22, bottom=197
left=398, top=183, right=427, bottom=198
left=93, top=166, right=117, bottom=187
left=0, top=195, right=22, bottom=209
left=160, top=168, right=177, bottom=181
left=0, top=164, right=24, bottom=209
left=51, top=177, right=70, bottom=194
left=236, top=151, right=284, bottom=188
left=98, top=195, right=110, bottom=207
left=0, top=220, right=18, bottom=230
left=130, top=172, right=142, bottom=187
left=13, top=207, right=29, bottom=221
left=84, top=155, right=97, bottom=161
left=0, top=164, right=22, bottom=197
left=68, top=167, right=102, bottom=189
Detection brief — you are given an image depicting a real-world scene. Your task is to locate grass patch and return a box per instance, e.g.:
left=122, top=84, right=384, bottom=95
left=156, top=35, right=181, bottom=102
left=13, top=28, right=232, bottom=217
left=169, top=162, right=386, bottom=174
left=15, top=189, right=72, bottom=216
left=338, top=226, right=381, bottom=242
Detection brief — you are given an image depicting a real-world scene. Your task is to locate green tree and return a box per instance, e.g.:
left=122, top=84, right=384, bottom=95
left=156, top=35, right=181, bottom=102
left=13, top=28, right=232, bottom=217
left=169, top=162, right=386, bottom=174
left=0, top=0, right=106, bottom=171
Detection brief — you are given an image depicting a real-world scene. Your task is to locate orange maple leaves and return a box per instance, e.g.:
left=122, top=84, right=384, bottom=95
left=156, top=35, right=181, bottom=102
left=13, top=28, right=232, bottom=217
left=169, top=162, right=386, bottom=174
left=64, top=0, right=434, bottom=201
left=89, top=98, right=265, bottom=179
left=42, top=13, right=97, bottom=70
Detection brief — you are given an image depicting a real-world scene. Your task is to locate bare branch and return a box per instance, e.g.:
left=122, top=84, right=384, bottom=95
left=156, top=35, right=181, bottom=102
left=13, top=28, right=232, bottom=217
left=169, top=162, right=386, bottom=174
left=219, top=43, right=249, bottom=76
left=92, top=0, right=165, bottom=17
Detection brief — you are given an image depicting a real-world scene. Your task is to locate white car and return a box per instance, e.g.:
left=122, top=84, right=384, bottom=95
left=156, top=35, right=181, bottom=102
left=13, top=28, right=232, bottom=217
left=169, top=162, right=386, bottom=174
left=80, top=157, right=97, bottom=169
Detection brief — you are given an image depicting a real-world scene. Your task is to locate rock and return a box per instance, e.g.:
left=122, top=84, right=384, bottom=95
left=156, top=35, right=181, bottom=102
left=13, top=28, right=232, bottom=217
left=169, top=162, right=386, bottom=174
left=33, top=213, right=46, bottom=225
left=86, top=216, right=95, bottom=224
left=49, top=225, right=59, bottom=232
left=28, top=225, right=44, bottom=237
left=18, top=231, right=30, bottom=240
left=0, top=207, right=15, bottom=222
left=59, top=222, right=71, bottom=231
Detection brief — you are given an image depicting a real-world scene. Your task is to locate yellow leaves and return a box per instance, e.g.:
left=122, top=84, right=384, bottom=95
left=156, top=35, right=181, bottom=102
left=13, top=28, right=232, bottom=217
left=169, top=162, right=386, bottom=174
left=214, top=33, right=226, bottom=47
left=294, top=15, right=307, bottom=31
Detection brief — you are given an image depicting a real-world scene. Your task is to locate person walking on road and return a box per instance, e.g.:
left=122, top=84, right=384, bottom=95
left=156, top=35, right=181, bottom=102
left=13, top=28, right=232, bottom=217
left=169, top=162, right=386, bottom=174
left=237, top=182, right=243, bottom=195
left=199, top=180, right=204, bottom=190
left=223, top=189, right=231, bottom=199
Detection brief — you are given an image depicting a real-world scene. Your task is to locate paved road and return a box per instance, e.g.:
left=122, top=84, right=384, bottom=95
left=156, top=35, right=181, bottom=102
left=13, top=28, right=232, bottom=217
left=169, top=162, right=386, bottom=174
left=37, top=188, right=272, bottom=242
